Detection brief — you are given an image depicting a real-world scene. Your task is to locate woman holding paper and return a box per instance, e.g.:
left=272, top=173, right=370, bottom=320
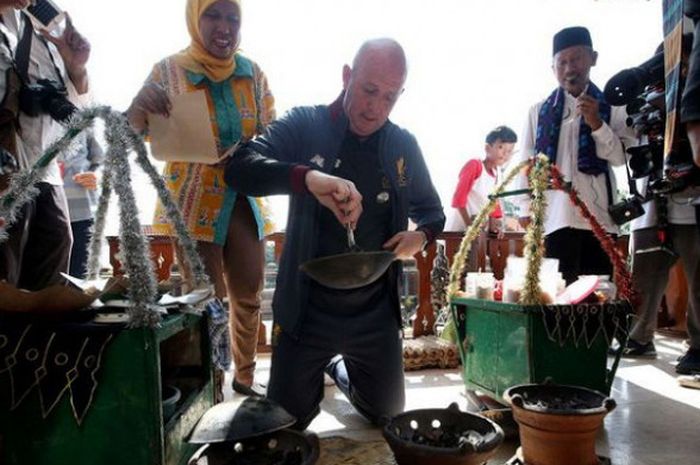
left=126, top=0, right=275, bottom=398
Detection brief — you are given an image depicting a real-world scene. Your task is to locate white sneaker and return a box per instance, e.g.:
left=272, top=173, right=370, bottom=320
left=678, top=375, right=700, bottom=390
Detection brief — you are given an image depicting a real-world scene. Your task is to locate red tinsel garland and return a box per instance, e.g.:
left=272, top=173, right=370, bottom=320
left=548, top=164, right=635, bottom=302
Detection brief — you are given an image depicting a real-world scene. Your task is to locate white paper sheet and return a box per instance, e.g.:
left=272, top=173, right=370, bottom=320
left=149, top=90, right=223, bottom=164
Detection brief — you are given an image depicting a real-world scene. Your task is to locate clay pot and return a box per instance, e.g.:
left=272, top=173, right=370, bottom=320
left=504, top=384, right=616, bottom=465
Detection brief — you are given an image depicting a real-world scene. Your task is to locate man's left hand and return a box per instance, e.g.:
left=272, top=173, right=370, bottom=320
left=41, top=14, right=90, bottom=93
left=383, top=230, right=427, bottom=259
left=576, top=94, right=603, bottom=131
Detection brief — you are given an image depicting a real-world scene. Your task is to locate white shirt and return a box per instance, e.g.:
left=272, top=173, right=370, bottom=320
left=630, top=177, right=699, bottom=230
left=0, top=11, right=90, bottom=185
left=445, top=159, right=501, bottom=231
left=514, top=88, right=636, bottom=235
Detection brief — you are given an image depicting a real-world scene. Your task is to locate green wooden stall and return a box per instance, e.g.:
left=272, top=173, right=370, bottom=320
left=0, top=313, right=214, bottom=465
left=451, top=297, right=631, bottom=400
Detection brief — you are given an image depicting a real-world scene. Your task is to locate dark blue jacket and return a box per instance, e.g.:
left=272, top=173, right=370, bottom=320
left=225, top=98, right=445, bottom=336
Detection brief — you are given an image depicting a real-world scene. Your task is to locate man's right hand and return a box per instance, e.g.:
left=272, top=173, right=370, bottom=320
left=41, top=15, right=91, bottom=93
left=305, top=170, right=362, bottom=226
left=126, top=82, right=171, bottom=132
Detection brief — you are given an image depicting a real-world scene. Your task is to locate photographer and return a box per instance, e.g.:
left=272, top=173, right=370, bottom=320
left=622, top=178, right=700, bottom=371
left=0, top=4, right=91, bottom=290
left=0, top=1, right=25, bottom=188
left=682, top=0, right=700, bottom=168
left=608, top=35, right=700, bottom=373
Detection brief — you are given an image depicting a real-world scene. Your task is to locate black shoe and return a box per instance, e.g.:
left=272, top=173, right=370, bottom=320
left=676, top=348, right=700, bottom=374
left=232, top=379, right=266, bottom=397
left=621, top=339, right=657, bottom=358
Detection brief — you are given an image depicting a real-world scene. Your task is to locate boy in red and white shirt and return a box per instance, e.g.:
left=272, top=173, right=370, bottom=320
left=446, top=126, right=517, bottom=233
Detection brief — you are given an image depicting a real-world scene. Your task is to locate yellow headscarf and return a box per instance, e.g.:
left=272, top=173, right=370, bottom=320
left=173, top=0, right=242, bottom=82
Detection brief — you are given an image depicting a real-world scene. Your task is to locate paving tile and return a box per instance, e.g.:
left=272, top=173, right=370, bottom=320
left=219, top=333, right=700, bottom=464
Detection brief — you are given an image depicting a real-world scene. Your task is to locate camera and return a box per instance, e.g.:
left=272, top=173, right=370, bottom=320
left=604, top=50, right=665, bottom=107
left=605, top=40, right=700, bottom=207
left=18, top=78, right=77, bottom=123
left=608, top=195, right=646, bottom=225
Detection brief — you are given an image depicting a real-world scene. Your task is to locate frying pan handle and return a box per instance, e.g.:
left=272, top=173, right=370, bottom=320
left=346, top=224, right=361, bottom=252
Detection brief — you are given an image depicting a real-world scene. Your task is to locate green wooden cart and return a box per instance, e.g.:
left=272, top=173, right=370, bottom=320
left=451, top=297, right=630, bottom=400
left=0, top=313, right=214, bottom=465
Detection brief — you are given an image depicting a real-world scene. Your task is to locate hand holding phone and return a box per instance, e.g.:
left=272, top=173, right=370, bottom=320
left=35, top=11, right=90, bottom=93
left=41, top=14, right=90, bottom=70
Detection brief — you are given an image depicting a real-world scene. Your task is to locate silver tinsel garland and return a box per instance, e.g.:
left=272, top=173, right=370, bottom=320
left=85, top=167, right=112, bottom=281
left=0, top=107, right=99, bottom=240
left=123, top=120, right=208, bottom=286
left=0, top=106, right=210, bottom=327
left=101, top=111, right=159, bottom=326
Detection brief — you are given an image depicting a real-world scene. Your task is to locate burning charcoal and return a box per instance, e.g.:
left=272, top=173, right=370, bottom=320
left=411, top=431, right=427, bottom=444
left=423, top=428, right=442, bottom=442
left=458, top=430, right=485, bottom=450
left=522, top=392, right=601, bottom=411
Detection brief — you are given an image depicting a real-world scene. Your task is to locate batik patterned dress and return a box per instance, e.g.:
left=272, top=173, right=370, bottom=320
left=149, top=53, right=275, bottom=244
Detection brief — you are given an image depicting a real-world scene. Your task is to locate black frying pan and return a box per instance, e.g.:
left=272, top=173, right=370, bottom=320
left=299, top=225, right=396, bottom=290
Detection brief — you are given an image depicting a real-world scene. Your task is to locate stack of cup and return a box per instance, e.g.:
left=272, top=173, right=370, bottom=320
left=464, top=271, right=496, bottom=300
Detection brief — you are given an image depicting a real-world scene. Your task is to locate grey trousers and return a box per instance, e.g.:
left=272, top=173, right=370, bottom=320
left=267, top=290, right=405, bottom=430
left=629, top=225, right=700, bottom=349
left=0, top=182, right=72, bottom=291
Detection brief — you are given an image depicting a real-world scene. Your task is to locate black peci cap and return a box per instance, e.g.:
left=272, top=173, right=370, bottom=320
left=553, top=26, right=592, bottom=56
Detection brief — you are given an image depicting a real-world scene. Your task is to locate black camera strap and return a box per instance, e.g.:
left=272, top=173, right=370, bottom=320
left=14, top=13, right=65, bottom=88
left=13, top=13, right=33, bottom=84
left=613, top=144, right=645, bottom=203
left=604, top=169, right=614, bottom=207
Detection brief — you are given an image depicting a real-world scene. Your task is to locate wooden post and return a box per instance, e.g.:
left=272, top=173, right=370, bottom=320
left=410, top=231, right=525, bottom=338
left=256, top=232, right=286, bottom=353
left=412, top=243, right=437, bottom=337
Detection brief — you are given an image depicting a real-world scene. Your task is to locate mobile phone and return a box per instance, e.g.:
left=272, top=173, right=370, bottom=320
left=24, top=0, right=66, bottom=35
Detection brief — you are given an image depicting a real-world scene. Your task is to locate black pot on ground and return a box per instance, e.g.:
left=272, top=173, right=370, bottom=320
left=188, top=429, right=319, bottom=465
left=382, top=402, right=504, bottom=465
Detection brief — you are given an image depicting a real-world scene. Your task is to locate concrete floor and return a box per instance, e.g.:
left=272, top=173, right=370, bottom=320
left=224, top=334, right=700, bottom=465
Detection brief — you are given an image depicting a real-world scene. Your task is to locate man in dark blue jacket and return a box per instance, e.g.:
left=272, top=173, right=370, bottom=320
left=225, top=38, right=445, bottom=429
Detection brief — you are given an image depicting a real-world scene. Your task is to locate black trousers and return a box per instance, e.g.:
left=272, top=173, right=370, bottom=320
left=0, top=182, right=72, bottom=291
left=545, top=227, right=614, bottom=284
left=69, top=218, right=94, bottom=279
left=267, top=286, right=405, bottom=430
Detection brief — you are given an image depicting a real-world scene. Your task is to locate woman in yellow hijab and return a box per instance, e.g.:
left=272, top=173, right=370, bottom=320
left=126, top=0, right=275, bottom=398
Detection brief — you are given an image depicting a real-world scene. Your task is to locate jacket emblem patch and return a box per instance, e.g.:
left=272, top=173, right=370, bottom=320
left=310, top=154, right=325, bottom=168
left=396, top=157, right=408, bottom=186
